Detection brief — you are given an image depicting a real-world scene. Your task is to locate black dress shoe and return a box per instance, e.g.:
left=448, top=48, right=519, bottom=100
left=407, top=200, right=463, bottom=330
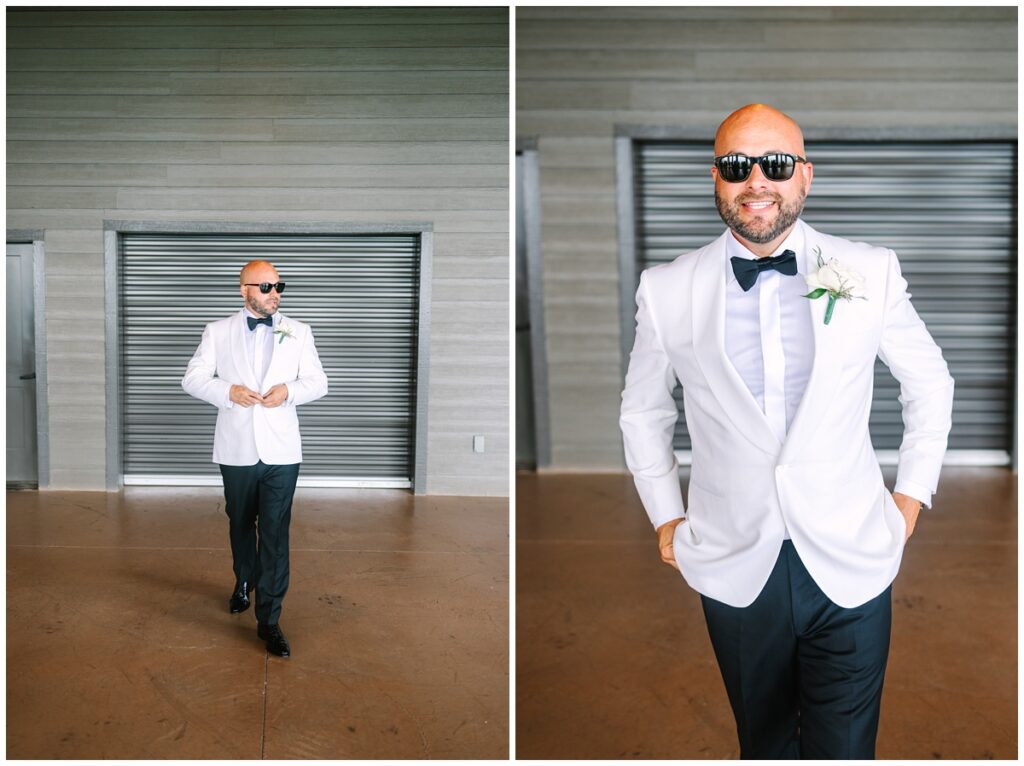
left=229, top=581, right=254, bottom=614
left=257, top=623, right=291, bottom=657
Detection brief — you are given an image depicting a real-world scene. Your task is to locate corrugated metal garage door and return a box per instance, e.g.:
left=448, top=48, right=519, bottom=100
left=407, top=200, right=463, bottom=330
left=631, top=140, right=1016, bottom=458
left=120, top=233, right=421, bottom=485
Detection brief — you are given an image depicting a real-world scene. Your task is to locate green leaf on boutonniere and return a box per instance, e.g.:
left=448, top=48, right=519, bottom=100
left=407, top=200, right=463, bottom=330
left=803, top=288, right=827, bottom=300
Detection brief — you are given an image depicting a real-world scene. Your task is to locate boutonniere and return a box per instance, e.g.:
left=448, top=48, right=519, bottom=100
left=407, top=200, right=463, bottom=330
left=273, top=323, right=295, bottom=344
left=803, top=247, right=867, bottom=325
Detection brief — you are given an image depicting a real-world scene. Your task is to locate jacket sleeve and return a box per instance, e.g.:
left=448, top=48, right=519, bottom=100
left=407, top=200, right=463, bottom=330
left=877, top=249, right=955, bottom=508
left=181, top=323, right=233, bottom=408
left=286, top=325, right=328, bottom=406
left=619, top=270, right=686, bottom=529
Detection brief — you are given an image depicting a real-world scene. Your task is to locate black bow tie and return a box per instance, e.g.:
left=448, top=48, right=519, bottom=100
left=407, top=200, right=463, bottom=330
left=247, top=315, right=273, bottom=331
left=730, top=249, right=798, bottom=292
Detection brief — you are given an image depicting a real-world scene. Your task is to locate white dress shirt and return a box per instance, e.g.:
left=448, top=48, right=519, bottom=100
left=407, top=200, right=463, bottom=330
left=244, top=307, right=276, bottom=384
left=724, top=227, right=815, bottom=538
left=223, top=309, right=294, bottom=408
left=724, top=227, right=815, bottom=443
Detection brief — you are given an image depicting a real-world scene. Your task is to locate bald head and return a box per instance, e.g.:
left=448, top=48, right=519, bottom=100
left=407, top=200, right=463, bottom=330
left=714, top=104, right=805, bottom=158
left=240, top=259, right=278, bottom=285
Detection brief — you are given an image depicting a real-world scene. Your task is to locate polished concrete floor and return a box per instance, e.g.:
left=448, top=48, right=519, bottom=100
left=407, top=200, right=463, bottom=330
left=7, top=487, right=508, bottom=759
left=516, top=467, right=1017, bottom=760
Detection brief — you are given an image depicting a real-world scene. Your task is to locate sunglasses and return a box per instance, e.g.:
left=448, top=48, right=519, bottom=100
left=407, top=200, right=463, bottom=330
left=713, top=152, right=808, bottom=183
left=244, top=282, right=286, bottom=294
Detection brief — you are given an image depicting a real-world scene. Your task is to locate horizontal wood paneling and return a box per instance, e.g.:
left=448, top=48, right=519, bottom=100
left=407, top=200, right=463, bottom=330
left=519, top=82, right=1014, bottom=112
left=516, top=6, right=1016, bottom=470
left=7, top=8, right=510, bottom=495
left=8, top=71, right=509, bottom=96
left=7, top=94, right=510, bottom=119
left=8, top=141, right=506, bottom=164
left=517, top=20, right=1013, bottom=50
left=8, top=163, right=508, bottom=188
left=8, top=117, right=508, bottom=142
left=8, top=47, right=507, bottom=71
left=517, top=7, right=1013, bottom=22
left=9, top=23, right=509, bottom=49
left=7, top=9, right=506, bottom=26
left=9, top=187, right=509, bottom=212
left=271, top=118, right=507, bottom=142
left=519, top=50, right=1014, bottom=83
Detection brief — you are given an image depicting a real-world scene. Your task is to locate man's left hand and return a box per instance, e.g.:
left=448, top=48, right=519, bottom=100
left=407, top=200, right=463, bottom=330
left=892, top=491, right=922, bottom=542
left=261, top=384, right=289, bottom=408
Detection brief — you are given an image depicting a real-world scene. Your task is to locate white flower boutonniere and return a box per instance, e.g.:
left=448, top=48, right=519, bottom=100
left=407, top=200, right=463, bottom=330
left=803, top=247, right=867, bottom=325
left=273, top=323, right=295, bottom=345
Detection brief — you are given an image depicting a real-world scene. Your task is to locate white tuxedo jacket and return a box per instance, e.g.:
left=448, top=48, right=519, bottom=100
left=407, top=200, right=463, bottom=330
left=620, top=220, right=954, bottom=608
left=181, top=310, right=328, bottom=466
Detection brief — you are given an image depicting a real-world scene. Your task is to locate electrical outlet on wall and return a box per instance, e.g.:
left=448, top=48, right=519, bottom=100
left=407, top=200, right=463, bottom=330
left=473, top=435, right=485, bottom=453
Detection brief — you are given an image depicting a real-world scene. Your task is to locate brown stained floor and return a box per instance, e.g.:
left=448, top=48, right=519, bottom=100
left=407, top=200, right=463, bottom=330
left=7, top=487, right=509, bottom=759
left=516, top=467, right=1017, bottom=760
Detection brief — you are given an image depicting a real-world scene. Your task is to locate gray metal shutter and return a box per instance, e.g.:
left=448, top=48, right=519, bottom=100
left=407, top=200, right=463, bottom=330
left=632, top=140, right=1016, bottom=458
left=120, top=233, right=421, bottom=485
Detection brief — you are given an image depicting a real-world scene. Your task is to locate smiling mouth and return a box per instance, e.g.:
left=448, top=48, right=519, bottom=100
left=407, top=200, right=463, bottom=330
left=742, top=199, right=776, bottom=211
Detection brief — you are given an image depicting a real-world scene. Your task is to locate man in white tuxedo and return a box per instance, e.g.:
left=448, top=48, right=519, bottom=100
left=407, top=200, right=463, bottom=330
left=620, top=104, right=954, bottom=758
left=182, top=260, right=328, bottom=657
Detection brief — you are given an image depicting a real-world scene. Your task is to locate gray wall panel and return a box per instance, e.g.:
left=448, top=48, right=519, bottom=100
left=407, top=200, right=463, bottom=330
left=7, top=94, right=510, bottom=119
left=9, top=22, right=509, bottom=49
left=516, top=6, right=1017, bottom=470
left=7, top=9, right=507, bottom=26
left=7, top=48, right=508, bottom=72
left=7, top=7, right=509, bottom=495
left=8, top=71, right=510, bottom=96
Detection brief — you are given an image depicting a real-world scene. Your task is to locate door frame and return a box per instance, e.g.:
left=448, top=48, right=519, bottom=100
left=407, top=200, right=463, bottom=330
left=6, top=230, right=50, bottom=488
left=516, top=140, right=552, bottom=469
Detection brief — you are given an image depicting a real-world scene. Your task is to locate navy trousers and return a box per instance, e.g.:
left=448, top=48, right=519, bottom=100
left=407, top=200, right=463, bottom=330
left=219, top=461, right=300, bottom=626
left=700, top=541, right=892, bottom=760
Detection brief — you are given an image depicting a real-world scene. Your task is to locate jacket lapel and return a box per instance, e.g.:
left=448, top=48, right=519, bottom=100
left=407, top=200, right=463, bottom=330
left=777, top=223, right=844, bottom=465
left=691, top=233, right=781, bottom=456
left=230, top=309, right=260, bottom=391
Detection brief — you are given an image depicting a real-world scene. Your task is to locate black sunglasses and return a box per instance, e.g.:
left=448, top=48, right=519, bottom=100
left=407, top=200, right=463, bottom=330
left=713, top=152, right=808, bottom=183
left=244, top=282, right=286, bottom=294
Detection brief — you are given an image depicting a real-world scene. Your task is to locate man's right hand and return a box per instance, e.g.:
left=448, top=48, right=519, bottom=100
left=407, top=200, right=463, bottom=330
left=656, top=518, right=685, bottom=570
left=230, top=384, right=264, bottom=408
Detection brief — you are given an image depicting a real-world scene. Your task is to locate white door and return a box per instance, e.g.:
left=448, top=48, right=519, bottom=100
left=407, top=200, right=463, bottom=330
left=7, top=244, right=38, bottom=486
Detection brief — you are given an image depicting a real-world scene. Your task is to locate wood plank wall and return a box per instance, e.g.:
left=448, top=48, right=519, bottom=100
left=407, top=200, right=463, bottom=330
left=516, top=6, right=1016, bottom=469
left=7, top=8, right=510, bottom=494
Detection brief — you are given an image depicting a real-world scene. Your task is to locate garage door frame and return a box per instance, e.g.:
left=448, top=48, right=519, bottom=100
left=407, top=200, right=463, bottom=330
left=103, top=220, right=433, bottom=492
left=614, top=123, right=1017, bottom=470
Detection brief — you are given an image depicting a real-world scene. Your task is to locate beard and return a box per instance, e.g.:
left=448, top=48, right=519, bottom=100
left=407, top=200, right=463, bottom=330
left=715, top=186, right=807, bottom=245
left=246, top=293, right=277, bottom=317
